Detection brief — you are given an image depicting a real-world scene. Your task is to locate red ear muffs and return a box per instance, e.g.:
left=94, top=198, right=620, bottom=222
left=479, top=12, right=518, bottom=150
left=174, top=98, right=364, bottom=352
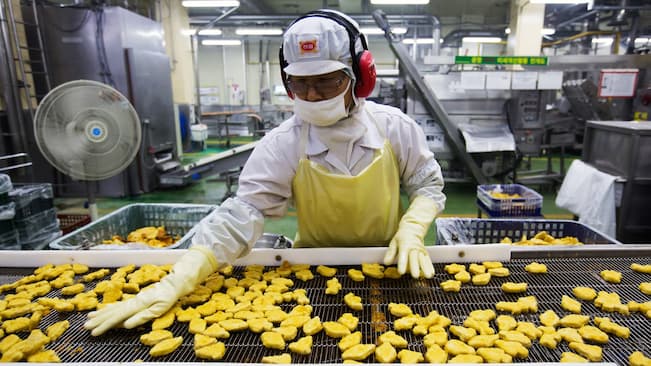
left=354, top=50, right=376, bottom=98
left=281, top=10, right=377, bottom=99
left=279, top=46, right=295, bottom=99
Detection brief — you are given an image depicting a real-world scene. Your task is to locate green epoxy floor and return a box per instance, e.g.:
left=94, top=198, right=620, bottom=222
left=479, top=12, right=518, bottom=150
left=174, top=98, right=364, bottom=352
left=55, top=151, right=576, bottom=246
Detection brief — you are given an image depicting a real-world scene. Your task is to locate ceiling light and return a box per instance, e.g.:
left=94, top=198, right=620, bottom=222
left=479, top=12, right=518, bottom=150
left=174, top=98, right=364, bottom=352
left=541, top=28, right=556, bottom=35
left=376, top=69, right=400, bottom=76
left=182, top=1, right=239, bottom=7
left=198, top=29, right=223, bottom=36
left=181, top=29, right=197, bottom=36
left=360, top=26, right=407, bottom=35
left=505, top=27, right=511, bottom=34
left=591, top=37, right=613, bottom=44
left=235, top=28, right=283, bottom=36
left=402, top=38, right=437, bottom=44
left=462, top=37, right=503, bottom=43
left=529, top=0, right=589, bottom=3
left=202, top=39, right=242, bottom=46
left=371, top=0, right=429, bottom=4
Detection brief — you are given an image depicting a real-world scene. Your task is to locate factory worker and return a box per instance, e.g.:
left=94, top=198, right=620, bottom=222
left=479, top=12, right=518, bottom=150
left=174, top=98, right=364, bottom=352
left=85, top=9, right=445, bottom=336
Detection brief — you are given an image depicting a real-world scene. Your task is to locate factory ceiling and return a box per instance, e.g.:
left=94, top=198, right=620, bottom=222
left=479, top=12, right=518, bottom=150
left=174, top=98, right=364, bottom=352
left=186, top=0, right=650, bottom=44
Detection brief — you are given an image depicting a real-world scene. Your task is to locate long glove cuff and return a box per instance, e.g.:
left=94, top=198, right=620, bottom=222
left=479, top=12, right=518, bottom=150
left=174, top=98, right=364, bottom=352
left=165, top=247, right=219, bottom=298
left=190, top=246, right=219, bottom=277
left=398, top=195, right=439, bottom=236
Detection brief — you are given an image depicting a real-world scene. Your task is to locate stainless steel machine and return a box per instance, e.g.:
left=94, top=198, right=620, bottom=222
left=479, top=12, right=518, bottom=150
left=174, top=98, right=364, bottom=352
left=583, top=121, right=651, bottom=244
left=21, top=5, right=179, bottom=197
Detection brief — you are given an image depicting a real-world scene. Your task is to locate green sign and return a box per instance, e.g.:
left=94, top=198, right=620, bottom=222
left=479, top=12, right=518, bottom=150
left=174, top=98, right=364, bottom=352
left=455, top=56, right=548, bottom=65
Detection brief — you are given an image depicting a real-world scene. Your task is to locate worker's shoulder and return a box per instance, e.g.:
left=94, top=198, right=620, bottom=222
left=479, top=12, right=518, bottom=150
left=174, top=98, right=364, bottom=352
left=258, top=116, right=301, bottom=146
left=365, top=101, right=418, bottom=128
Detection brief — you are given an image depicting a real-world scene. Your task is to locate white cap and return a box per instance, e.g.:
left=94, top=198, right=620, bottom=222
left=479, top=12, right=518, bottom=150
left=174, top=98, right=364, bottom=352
left=282, top=11, right=362, bottom=77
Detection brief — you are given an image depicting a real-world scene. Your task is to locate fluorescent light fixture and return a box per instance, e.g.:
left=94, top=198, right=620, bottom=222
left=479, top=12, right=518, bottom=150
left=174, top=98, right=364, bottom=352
left=529, top=0, right=589, bottom=3
left=360, top=26, right=407, bottom=35
left=201, top=39, right=242, bottom=46
left=235, top=28, right=283, bottom=36
left=198, top=29, right=223, bottom=36
left=182, top=1, right=239, bottom=7
left=462, top=37, right=503, bottom=43
left=371, top=0, right=429, bottom=3
left=402, top=38, right=436, bottom=44
left=591, top=37, right=613, bottom=44
left=181, top=29, right=197, bottom=36
left=504, top=27, right=555, bottom=35
left=376, top=69, right=400, bottom=76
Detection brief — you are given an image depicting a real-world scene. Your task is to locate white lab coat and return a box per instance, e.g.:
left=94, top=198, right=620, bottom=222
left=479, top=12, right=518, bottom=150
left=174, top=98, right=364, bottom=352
left=192, top=100, right=446, bottom=263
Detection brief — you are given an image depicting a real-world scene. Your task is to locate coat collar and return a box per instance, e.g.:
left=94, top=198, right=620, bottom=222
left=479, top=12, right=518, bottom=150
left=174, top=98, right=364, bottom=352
left=303, top=106, right=384, bottom=156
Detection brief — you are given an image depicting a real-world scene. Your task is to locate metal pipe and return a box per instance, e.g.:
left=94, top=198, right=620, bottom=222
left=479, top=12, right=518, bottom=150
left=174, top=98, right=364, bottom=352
left=197, top=5, right=238, bottom=32
left=542, top=30, right=615, bottom=47
left=6, top=0, right=34, bottom=118
left=258, top=39, right=264, bottom=112
left=593, top=5, right=648, bottom=11
left=614, top=0, right=627, bottom=25
left=555, top=10, right=598, bottom=29
left=190, top=14, right=443, bottom=27
left=625, top=14, right=639, bottom=54
left=191, top=34, right=201, bottom=121
left=0, top=0, right=28, bottom=153
left=554, top=5, right=648, bottom=29
left=430, top=15, right=440, bottom=56
left=30, top=1, right=50, bottom=92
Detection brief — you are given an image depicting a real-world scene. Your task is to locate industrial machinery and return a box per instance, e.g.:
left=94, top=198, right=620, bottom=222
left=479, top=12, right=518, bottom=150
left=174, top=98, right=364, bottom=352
left=372, top=10, right=651, bottom=185
left=22, top=5, right=179, bottom=197
left=0, top=244, right=650, bottom=364
left=583, top=121, right=651, bottom=244
left=32, top=80, right=141, bottom=220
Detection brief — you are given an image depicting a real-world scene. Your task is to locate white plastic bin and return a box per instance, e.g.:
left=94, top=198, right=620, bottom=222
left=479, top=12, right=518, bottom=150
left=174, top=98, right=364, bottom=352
left=190, top=124, right=208, bottom=142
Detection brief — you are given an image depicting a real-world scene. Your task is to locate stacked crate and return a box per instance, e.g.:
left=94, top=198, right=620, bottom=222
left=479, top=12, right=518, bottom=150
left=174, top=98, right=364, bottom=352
left=10, top=183, right=60, bottom=249
left=0, top=174, right=19, bottom=249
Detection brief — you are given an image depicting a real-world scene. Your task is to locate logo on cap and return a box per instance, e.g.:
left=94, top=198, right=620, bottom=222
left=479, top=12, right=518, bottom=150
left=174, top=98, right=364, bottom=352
left=299, top=40, right=318, bottom=54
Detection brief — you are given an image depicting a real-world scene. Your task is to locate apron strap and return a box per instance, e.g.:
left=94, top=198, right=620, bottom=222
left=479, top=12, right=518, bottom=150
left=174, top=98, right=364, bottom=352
left=298, top=122, right=309, bottom=160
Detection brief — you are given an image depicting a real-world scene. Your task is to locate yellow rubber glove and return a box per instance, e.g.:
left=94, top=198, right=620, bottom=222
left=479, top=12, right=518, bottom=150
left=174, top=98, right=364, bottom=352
left=383, top=195, right=437, bottom=279
left=84, top=247, right=218, bottom=336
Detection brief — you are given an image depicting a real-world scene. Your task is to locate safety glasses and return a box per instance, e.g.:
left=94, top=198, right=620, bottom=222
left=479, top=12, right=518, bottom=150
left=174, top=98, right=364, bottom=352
left=287, top=73, right=349, bottom=99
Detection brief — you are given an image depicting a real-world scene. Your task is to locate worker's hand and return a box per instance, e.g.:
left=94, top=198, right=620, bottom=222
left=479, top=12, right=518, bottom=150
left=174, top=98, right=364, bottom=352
left=383, top=195, right=438, bottom=279
left=84, top=247, right=218, bottom=336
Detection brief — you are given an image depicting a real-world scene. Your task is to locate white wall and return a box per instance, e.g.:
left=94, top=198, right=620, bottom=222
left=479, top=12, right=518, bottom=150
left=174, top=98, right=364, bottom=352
left=197, top=37, right=404, bottom=107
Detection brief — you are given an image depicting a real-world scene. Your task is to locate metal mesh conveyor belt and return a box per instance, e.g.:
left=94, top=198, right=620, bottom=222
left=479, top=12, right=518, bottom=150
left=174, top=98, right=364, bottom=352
left=1, top=256, right=651, bottom=364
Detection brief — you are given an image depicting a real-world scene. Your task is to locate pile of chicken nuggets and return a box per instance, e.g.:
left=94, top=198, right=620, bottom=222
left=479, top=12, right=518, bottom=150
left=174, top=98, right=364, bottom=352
left=1, top=259, right=651, bottom=364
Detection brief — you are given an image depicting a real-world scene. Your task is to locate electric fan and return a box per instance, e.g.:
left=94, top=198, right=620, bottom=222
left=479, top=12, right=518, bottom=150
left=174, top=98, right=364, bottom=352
left=33, top=80, right=141, bottom=220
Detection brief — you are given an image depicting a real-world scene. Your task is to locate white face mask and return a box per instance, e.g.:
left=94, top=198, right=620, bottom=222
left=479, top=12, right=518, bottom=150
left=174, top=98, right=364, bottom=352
left=293, top=81, right=350, bottom=127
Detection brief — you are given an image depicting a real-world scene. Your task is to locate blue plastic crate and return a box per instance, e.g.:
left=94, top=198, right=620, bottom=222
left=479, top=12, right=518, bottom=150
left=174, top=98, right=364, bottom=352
left=435, top=218, right=621, bottom=245
left=477, top=184, right=542, bottom=217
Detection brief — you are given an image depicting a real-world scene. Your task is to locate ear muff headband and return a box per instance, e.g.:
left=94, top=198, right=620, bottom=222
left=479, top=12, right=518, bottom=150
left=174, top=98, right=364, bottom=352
left=280, top=10, right=376, bottom=99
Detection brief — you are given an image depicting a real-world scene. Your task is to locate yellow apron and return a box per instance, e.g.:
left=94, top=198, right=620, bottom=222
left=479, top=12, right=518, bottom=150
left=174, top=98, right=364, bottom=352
left=292, top=116, right=401, bottom=248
